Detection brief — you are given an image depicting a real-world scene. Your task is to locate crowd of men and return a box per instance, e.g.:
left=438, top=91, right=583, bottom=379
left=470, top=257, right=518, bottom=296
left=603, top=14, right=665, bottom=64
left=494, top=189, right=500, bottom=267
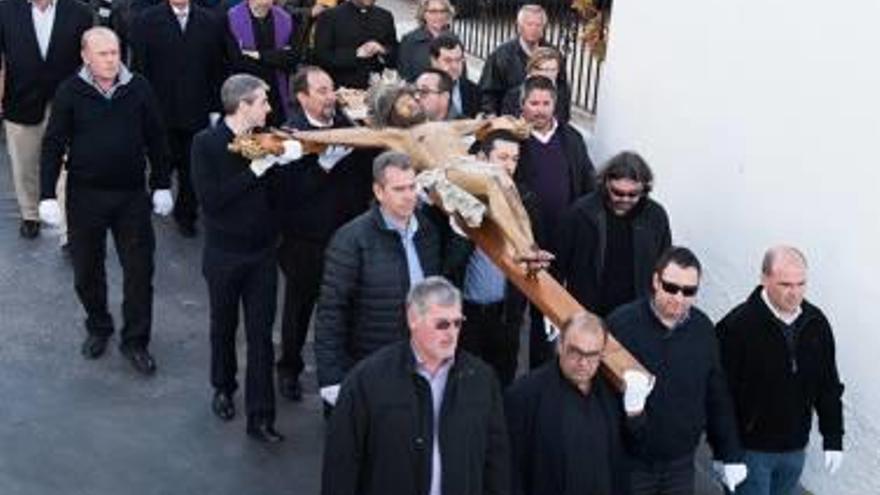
left=0, top=0, right=845, bottom=494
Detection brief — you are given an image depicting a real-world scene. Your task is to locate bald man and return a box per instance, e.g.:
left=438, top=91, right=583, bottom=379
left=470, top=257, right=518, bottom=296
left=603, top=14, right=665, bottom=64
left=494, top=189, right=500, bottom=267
left=717, top=246, right=845, bottom=495
left=40, top=27, right=171, bottom=376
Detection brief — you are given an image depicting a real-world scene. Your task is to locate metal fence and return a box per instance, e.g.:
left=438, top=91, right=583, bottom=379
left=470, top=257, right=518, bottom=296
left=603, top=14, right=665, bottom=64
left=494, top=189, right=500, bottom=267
left=452, top=1, right=603, bottom=115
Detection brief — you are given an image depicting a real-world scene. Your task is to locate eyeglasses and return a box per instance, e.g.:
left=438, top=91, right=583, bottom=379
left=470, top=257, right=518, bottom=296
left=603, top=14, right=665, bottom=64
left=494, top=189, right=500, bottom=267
left=433, top=317, right=465, bottom=330
left=563, top=346, right=603, bottom=363
left=426, top=9, right=449, bottom=14
left=415, top=87, right=444, bottom=96
left=607, top=184, right=643, bottom=199
left=659, top=279, right=699, bottom=297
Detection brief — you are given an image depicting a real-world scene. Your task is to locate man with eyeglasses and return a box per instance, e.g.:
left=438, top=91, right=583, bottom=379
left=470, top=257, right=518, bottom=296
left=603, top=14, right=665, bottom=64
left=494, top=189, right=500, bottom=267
left=505, top=311, right=633, bottom=495
left=322, top=276, right=510, bottom=495
left=606, top=247, right=748, bottom=495
left=717, top=246, right=844, bottom=495
left=557, top=151, right=671, bottom=317
left=414, top=68, right=452, bottom=121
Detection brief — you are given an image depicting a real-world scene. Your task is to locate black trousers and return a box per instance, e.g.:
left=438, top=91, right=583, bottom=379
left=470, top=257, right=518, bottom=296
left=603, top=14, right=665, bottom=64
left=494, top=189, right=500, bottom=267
left=276, top=236, right=325, bottom=379
left=168, top=128, right=198, bottom=227
left=67, top=186, right=155, bottom=348
left=528, top=304, right=555, bottom=369
left=630, top=455, right=696, bottom=495
left=203, top=248, right=278, bottom=421
left=461, top=300, right=520, bottom=387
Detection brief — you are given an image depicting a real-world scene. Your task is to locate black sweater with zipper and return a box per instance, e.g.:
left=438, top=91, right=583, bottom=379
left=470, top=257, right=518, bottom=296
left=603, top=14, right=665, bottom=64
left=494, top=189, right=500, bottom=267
left=717, top=287, right=844, bottom=452
left=41, top=72, right=170, bottom=199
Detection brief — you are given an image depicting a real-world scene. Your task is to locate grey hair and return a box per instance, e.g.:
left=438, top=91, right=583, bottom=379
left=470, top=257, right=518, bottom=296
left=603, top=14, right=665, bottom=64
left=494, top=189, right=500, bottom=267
left=516, top=4, right=547, bottom=26
left=761, top=245, right=808, bottom=276
left=372, top=150, right=413, bottom=184
left=81, top=26, right=119, bottom=51
left=559, top=311, right=607, bottom=346
left=406, top=276, right=461, bottom=317
left=220, top=74, right=269, bottom=115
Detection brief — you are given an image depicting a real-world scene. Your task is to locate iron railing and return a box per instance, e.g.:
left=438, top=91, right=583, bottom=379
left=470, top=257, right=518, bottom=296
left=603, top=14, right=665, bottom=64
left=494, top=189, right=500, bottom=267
left=452, top=1, right=603, bottom=115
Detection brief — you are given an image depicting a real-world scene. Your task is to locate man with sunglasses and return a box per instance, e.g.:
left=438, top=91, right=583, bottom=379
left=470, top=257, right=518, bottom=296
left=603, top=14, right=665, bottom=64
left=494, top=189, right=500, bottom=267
left=322, top=276, right=509, bottom=495
left=414, top=68, right=453, bottom=121
left=505, top=311, right=632, bottom=495
left=557, top=151, right=671, bottom=317
left=607, top=246, right=748, bottom=495
left=717, top=246, right=844, bottom=495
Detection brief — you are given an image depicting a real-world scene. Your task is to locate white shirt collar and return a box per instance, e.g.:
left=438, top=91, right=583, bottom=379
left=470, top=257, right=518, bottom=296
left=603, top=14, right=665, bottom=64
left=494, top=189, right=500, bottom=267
left=305, top=111, right=333, bottom=129
left=761, top=288, right=802, bottom=325
left=530, top=119, right=558, bottom=143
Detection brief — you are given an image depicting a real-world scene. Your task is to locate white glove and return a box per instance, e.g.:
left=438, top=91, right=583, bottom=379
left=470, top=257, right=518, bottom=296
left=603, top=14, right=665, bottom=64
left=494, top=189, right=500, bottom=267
left=249, top=156, right=277, bottom=177
left=722, top=463, right=748, bottom=491
left=543, top=316, right=559, bottom=342
left=152, top=189, right=174, bottom=216
left=623, top=369, right=654, bottom=414
left=317, top=145, right=353, bottom=172
left=824, top=450, right=843, bottom=475
left=278, top=139, right=304, bottom=164
left=38, top=199, right=62, bottom=226
left=319, top=384, right=341, bottom=406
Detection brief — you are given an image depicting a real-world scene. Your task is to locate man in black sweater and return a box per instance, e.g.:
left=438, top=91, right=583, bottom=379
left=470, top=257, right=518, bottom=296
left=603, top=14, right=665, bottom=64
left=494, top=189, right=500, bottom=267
left=557, top=151, right=671, bottom=317
left=39, top=27, right=172, bottom=376
left=717, top=246, right=844, bottom=495
left=607, top=247, right=748, bottom=495
left=312, top=0, right=397, bottom=89
left=0, top=0, right=92, bottom=239
left=514, top=75, right=595, bottom=369
left=190, top=73, right=301, bottom=442
left=130, top=0, right=228, bottom=237
left=274, top=66, right=374, bottom=401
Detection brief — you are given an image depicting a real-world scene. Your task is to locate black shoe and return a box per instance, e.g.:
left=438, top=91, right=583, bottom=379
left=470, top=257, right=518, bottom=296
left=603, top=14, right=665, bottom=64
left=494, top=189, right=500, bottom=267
left=176, top=220, right=197, bottom=238
left=81, top=334, right=110, bottom=359
left=19, top=220, right=39, bottom=239
left=211, top=391, right=236, bottom=421
left=121, top=347, right=157, bottom=376
left=247, top=420, right=284, bottom=443
left=278, top=375, right=303, bottom=402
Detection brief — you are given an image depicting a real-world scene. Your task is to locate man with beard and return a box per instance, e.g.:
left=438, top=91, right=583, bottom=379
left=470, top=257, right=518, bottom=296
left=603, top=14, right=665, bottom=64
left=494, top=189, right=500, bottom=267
left=273, top=65, right=375, bottom=401
left=557, top=151, right=671, bottom=316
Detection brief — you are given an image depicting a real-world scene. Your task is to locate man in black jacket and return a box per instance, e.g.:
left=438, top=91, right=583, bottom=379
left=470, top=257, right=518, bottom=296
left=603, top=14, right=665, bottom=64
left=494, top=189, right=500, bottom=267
left=506, top=312, right=633, bottom=495
left=478, top=3, right=558, bottom=115
left=429, top=33, right=479, bottom=119
left=717, top=246, right=844, bottom=495
left=322, top=276, right=510, bottom=495
left=274, top=65, right=374, bottom=401
left=557, top=151, right=671, bottom=317
left=514, top=75, right=595, bottom=368
left=130, top=0, right=228, bottom=236
left=607, top=247, right=748, bottom=495
left=313, top=151, right=442, bottom=408
left=0, top=0, right=92, bottom=239
left=312, top=0, right=397, bottom=89
left=39, top=27, right=171, bottom=376
left=190, top=73, right=301, bottom=442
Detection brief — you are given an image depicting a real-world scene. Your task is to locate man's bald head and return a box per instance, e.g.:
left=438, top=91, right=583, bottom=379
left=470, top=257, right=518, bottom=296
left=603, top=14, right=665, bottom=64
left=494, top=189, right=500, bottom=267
left=81, top=26, right=119, bottom=51
left=761, top=245, right=808, bottom=276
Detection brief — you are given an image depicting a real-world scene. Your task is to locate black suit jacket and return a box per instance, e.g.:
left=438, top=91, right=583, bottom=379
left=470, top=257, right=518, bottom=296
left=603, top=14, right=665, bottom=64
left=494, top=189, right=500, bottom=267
left=130, top=2, right=227, bottom=131
left=0, top=0, right=92, bottom=124
left=458, top=76, right=480, bottom=119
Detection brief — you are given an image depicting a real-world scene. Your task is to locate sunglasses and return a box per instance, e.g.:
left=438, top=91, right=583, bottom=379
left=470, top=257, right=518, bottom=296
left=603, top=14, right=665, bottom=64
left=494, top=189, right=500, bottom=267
left=607, top=184, right=643, bottom=199
left=433, top=317, right=465, bottom=330
left=659, top=279, right=699, bottom=297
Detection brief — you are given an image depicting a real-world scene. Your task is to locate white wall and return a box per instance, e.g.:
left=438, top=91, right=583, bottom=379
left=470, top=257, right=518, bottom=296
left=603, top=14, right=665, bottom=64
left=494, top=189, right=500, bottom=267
left=594, top=1, right=880, bottom=493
